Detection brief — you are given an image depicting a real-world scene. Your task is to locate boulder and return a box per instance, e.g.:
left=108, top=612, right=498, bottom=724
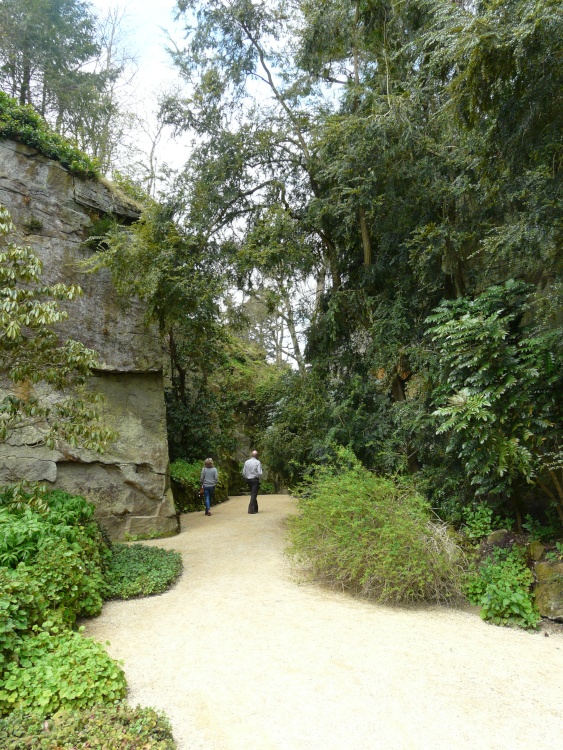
left=486, top=529, right=510, bottom=546
left=0, top=139, right=176, bottom=540
left=534, top=561, right=563, bottom=621
left=528, top=540, right=545, bottom=561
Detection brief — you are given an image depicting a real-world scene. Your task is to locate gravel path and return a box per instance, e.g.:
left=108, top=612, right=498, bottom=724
left=85, top=495, right=563, bottom=750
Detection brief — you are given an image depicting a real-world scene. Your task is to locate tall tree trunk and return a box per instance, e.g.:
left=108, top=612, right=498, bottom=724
left=20, top=57, right=31, bottom=105
left=359, top=206, right=372, bottom=266
left=281, top=291, right=305, bottom=373
left=353, top=2, right=372, bottom=267
left=169, top=328, right=187, bottom=401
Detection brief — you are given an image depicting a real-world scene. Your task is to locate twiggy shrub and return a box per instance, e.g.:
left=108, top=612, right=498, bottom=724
left=288, top=448, right=465, bottom=604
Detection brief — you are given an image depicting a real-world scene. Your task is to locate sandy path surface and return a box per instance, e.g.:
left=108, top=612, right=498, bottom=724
left=85, top=495, right=563, bottom=750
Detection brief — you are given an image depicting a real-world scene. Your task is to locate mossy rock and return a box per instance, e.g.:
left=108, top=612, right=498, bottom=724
left=527, top=540, right=545, bottom=561
left=534, top=561, right=563, bottom=621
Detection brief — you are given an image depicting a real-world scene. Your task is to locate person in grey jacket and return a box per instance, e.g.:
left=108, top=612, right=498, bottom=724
left=242, top=450, right=263, bottom=514
left=200, top=458, right=218, bottom=516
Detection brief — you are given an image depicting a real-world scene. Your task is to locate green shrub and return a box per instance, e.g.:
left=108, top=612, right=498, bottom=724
left=522, top=513, right=561, bottom=542
left=466, top=546, right=540, bottom=629
left=103, top=544, right=183, bottom=600
left=0, top=566, right=49, bottom=671
left=0, top=490, right=108, bottom=628
left=0, top=507, right=46, bottom=566
left=0, top=703, right=176, bottom=749
left=0, top=627, right=126, bottom=715
left=0, top=92, right=98, bottom=178
left=0, top=487, right=121, bottom=717
left=461, top=503, right=516, bottom=541
left=288, top=447, right=466, bottom=604
left=170, top=459, right=229, bottom=512
left=0, top=488, right=109, bottom=569
left=259, top=480, right=276, bottom=495
left=33, top=534, right=105, bottom=622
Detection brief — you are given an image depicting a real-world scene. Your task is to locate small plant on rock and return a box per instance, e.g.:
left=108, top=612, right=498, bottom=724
left=465, top=546, right=540, bottom=629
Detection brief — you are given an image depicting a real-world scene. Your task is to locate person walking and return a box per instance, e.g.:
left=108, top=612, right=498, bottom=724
left=242, top=450, right=262, bottom=514
left=200, top=458, right=218, bottom=516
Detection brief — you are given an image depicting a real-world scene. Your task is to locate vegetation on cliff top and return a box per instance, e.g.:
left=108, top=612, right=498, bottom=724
left=0, top=92, right=98, bottom=178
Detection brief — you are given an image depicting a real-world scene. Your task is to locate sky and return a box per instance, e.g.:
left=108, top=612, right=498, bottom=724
left=89, top=0, right=191, bottom=173
left=91, top=0, right=181, bottom=93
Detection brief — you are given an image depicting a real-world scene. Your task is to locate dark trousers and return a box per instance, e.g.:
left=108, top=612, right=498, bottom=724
left=247, top=478, right=259, bottom=513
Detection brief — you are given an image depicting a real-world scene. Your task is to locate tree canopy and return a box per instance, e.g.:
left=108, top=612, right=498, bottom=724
left=1, top=0, right=562, bottom=530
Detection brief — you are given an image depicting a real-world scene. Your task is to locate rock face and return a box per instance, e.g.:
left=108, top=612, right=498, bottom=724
left=0, top=139, right=177, bottom=539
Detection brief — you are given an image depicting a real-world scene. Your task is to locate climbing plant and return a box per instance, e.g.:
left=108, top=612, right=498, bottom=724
left=0, top=204, right=114, bottom=451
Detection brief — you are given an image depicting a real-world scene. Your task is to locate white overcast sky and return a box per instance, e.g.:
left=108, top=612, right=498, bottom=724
left=89, top=0, right=190, bottom=173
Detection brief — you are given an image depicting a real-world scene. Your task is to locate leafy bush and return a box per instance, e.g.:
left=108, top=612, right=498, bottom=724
left=0, top=703, right=176, bottom=749
left=170, top=459, right=228, bottom=512
left=522, top=513, right=561, bottom=542
left=33, top=534, right=106, bottom=622
left=462, top=503, right=514, bottom=540
left=0, top=487, right=125, bottom=718
left=0, top=566, right=49, bottom=672
left=288, top=447, right=466, bottom=604
left=0, top=490, right=108, bottom=628
left=0, top=627, right=126, bottom=715
left=428, top=281, right=563, bottom=515
left=465, top=546, right=540, bottom=629
left=259, top=480, right=276, bottom=495
left=103, top=544, right=183, bottom=599
left=0, top=92, right=98, bottom=178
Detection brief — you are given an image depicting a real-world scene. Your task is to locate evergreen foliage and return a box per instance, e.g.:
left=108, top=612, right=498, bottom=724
left=169, top=459, right=229, bottom=512
left=465, top=546, right=540, bottom=629
left=0, top=488, right=125, bottom=715
left=0, top=487, right=181, bottom=716
left=428, top=281, right=563, bottom=520
left=0, top=0, right=132, bottom=172
left=0, top=92, right=98, bottom=177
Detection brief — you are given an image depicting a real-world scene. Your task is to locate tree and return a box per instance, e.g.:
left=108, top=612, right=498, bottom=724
left=428, top=281, right=563, bottom=525
left=0, top=0, right=136, bottom=173
left=0, top=204, right=113, bottom=451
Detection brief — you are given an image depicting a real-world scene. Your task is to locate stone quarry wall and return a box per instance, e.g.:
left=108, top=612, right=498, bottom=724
left=0, top=139, right=177, bottom=539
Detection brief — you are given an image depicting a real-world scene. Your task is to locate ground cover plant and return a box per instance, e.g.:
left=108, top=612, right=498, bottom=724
left=103, top=543, right=182, bottom=599
left=288, top=447, right=466, bottom=604
left=0, top=703, right=176, bottom=750
left=0, top=484, right=180, bottom=726
left=0, top=486, right=126, bottom=715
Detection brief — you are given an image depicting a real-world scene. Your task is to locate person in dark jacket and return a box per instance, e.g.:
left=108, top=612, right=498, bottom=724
left=200, top=458, right=218, bottom=516
left=242, top=450, right=262, bottom=514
